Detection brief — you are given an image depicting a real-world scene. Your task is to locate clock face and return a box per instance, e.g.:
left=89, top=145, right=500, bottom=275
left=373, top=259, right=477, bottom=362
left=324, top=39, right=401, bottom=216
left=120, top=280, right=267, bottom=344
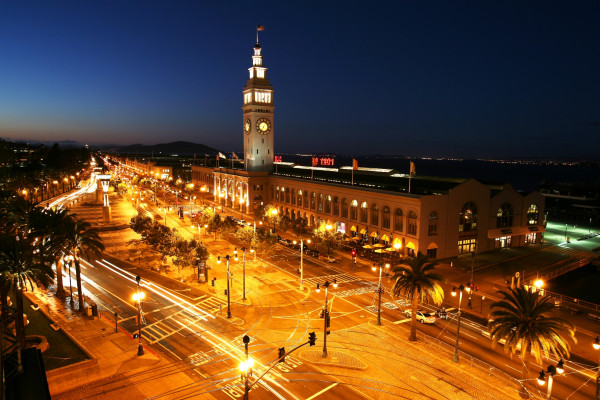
left=256, top=118, right=271, bottom=134
left=244, top=119, right=251, bottom=134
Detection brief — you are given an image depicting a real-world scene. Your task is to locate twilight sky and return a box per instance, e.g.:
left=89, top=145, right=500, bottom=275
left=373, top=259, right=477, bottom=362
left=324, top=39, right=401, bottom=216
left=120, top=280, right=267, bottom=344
left=1, top=1, right=598, bottom=158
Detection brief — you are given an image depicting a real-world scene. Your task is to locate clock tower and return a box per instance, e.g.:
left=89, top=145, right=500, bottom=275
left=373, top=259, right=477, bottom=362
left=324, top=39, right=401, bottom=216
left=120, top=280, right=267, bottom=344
left=242, top=38, right=274, bottom=172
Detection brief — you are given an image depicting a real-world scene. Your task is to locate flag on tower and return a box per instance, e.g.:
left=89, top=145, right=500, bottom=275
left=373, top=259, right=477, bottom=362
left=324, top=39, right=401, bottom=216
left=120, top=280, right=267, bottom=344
left=410, top=161, right=416, bottom=175
left=232, top=152, right=239, bottom=160
left=257, top=25, right=265, bottom=31
left=218, top=152, right=226, bottom=159
left=352, top=159, right=359, bottom=171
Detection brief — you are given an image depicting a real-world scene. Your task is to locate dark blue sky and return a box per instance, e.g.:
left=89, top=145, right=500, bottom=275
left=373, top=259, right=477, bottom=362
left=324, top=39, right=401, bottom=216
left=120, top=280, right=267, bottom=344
left=1, top=1, right=598, bottom=158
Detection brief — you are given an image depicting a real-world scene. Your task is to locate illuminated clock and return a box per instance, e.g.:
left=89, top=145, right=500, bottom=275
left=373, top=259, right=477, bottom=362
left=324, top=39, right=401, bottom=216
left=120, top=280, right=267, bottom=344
left=244, top=119, right=251, bottom=134
left=256, top=118, right=271, bottom=134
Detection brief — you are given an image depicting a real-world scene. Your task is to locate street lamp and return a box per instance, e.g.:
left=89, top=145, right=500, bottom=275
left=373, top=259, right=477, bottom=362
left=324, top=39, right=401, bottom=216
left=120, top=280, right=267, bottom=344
left=239, top=335, right=253, bottom=400
left=593, top=336, right=600, bottom=399
left=293, top=239, right=310, bottom=290
left=217, top=255, right=232, bottom=318
left=372, top=262, right=390, bottom=325
left=133, top=275, right=145, bottom=356
left=315, top=279, right=337, bottom=358
left=451, top=285, right=466, bottom=363
left=236, top=247, right=248, bottom=301
left=325, top=224, right=333, bottom=255
left=537, top=359, right=564, bottom=400
left=270, top=208, right=278, bottom=232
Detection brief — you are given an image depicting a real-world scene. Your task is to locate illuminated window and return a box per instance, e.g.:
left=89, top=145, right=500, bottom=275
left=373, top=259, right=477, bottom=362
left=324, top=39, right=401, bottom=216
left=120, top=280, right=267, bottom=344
left=407, top=211, right=418, bottom=235
left=341, top=198, right=348, bottom=218
left=360, top=202, right=368, bottom=223
left=394, top=208, right=403, bottom=232
left=350, top=200, right=358, bottom=220
left=496, top=203, right=513, bottom=228
left=428, top=212, right=438, bottom=236
left=382, top=206, right=390, bottom=229
left=527, top=204, right=539, bottom=225
left=371, top=203, right=379, bottom=226
left=297, top=190, right=302, bottom=206
left=458, top=238, right=477, bottom=254
left=275, top=187, right=280, bottom=201
left=317, top=193, right=323, bottom=212
left=325, top=195, right=332, bottom=214
left=459, top=202, right=477, bottom=232
left=310, top=193, right=316, bottom=210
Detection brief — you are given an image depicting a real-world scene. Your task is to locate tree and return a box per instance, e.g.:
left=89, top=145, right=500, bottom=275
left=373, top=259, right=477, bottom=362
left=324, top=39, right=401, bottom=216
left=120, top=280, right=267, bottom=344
left=251, top=229, right=277, bottom=256
left=391, top=252, right=444, bottom=341
left=278, top=215, right=292, bottom=232
left=54, top=217, right=105, bottom=311
left=208, top=213, right=222, bottom=240
left=39, top=207, right=72, bottom=297
left=235, top=226, right=255, bottom=247
left=0, top=233, right=54, bottom=348
left=488, top=288, right=576, bottom=395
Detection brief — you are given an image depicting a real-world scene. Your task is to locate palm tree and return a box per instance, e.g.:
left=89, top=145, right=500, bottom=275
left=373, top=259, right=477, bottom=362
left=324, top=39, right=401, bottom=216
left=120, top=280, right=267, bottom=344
left=488, top=288, right=576, bottom=396
left=0, top=233, right=54, bottom=348
left=40, top=207, right=72, bottom=297
left=54, top=217, right=104, bottom=311
left=391, top=252, right=444, bottom=341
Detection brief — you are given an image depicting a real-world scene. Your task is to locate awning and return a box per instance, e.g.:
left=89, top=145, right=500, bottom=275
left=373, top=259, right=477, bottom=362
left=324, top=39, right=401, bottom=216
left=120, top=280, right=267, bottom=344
left=363, top=244, right=373, bottom=249
left=487, top=227, right=532, bottom=239
left=359, top=228, right=367, bottom=234
left=406, top=241, right=416, bottom=249
left=392, top=238, right=402, bottom=245
left=350, top=225, right=357, bottom=232
left=370, top=231, right=378, bottom=238
left=381, top=234, right=390, bottom=241
left=373, top=243, right=385, bottom=248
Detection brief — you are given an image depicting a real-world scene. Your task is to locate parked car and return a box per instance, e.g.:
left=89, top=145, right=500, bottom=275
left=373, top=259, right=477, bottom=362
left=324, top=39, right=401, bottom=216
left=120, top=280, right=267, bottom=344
left=404, top=310, right=436, bottom=324
left=277, top=236, right=293, bottom=246
left=319, top=254, right=338, bottom=263
left=305, top=248, right=320, bottom=258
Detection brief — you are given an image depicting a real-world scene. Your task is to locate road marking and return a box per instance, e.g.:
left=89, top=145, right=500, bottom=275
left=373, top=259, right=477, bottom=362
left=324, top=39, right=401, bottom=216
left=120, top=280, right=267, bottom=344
left=393, top=318, right=411, bottom=324
left=306, top=383, right=338, bottom=400
left=505, top=364, right=521, bottom=373
left=460, top=331, right=478, bottom=340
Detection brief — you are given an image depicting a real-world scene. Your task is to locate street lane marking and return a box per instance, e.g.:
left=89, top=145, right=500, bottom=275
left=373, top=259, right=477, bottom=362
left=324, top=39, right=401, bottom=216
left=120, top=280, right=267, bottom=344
left=393, top=318, right=411, bottom=324
left=306, top=383, right=338, bottom=400
left=505, top=363, right=521, bottom=373
left=460, top=331, right=478, bottom=340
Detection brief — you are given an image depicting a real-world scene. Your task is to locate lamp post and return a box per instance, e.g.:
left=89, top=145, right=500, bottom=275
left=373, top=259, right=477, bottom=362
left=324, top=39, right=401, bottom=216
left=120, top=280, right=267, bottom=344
left=236, top=247, right=248, bottom=301
left=565, top=223, right=568, bottom=239
left=239, top=335, right=253, bottom=400
left=293, top=239, right=310, bottom=290
left=133, top=275, right=145, bottom=356
left=593, top=336, right=600, bottom=399
left=66, top=255, right=74, bottom=306
left=315, top=279, right=337, bottom=358
left=537, top=359, right=564, bottom=400
left=325, top=224, right=333, bottom=255
left=372, top=262, right=390, bottom=325
left=217, top=255, right=232, bottom=318
left=270, top=208, right=278, bottom=232
left=451, top=284, right=467, bottom=363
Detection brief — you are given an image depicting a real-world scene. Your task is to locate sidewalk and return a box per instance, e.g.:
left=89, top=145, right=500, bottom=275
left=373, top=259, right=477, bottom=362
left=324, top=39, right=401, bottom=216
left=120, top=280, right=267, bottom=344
left=26, top=289, right=198, bottom=400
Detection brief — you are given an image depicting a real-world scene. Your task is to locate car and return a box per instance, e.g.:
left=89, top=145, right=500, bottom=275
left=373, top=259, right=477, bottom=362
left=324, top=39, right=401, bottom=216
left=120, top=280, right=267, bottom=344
left=319, top=254, right=338, bottom=263
left=404, top=310, right=436, bottom=324
left=305, top=248, right=320, bottom=258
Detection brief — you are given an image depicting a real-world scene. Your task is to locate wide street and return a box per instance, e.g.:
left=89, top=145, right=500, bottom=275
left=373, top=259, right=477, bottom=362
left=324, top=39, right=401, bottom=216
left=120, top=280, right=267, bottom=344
left=43, top=166, right=600, bottom=399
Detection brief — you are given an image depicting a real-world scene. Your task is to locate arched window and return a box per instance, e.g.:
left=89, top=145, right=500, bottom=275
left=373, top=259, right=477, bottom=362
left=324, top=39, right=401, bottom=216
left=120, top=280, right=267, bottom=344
left=428, top=211, right=438, bottom=236
left=310, top=193, right=316, bottom=210
left=394, top=208, right=403, bottom=232
left=333, top=197, right=339, bottom=216
left=360, top=201, right=368, bottom=223
left=527, top=204, right=539, bottom=225
left=291, top=189, right=296, bottom=205
left=284, top=187, right=290, bottom=203
left=297, top=190, right=302, bottom=207
left=325, top=195, right=332, bottom=214
left=317, top=193, right=323, bottom=212
left=341, top=198, right=348, bottom=218
left=496, top=202, right=513, bottom=228
left=459, top=202, right=477, bottom=232
left=304, top=192, right=309, bottom=208
left=350, top=200, right=358, bottom=220
left=371, top=203, right=379, bottom=226
left=382, top=206, right=391, bottom=229
left=275, top=186, right=279, bottom=201
left=407, top=211, right=418, bottom=235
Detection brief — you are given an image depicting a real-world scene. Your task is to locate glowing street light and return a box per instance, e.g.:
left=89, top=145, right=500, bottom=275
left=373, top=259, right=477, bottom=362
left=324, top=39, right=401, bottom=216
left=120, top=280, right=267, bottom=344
left=293, top=238, right=310, bottom=290
left=372, top=262, right=390, bottom=325
left=537, top=359, right=565, bottom=400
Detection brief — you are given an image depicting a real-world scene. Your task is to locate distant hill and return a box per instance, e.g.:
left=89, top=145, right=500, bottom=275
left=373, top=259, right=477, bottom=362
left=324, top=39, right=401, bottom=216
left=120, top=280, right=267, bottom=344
left=100, top=141, right=219, bottom=156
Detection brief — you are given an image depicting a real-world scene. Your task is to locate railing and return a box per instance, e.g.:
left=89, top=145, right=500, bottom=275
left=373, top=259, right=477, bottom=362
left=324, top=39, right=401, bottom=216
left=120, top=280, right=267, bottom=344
left=540, top=257, right=590, bottom=281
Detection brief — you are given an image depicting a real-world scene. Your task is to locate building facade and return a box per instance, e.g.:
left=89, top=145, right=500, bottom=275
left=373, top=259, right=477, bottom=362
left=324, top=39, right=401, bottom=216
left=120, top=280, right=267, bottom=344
left=189, top=38, right=546, bottom=260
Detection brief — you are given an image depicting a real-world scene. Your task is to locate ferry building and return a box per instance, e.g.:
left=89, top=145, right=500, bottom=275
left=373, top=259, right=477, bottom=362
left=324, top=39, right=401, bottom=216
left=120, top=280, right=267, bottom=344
left=190, top=36, right=546, bottom=260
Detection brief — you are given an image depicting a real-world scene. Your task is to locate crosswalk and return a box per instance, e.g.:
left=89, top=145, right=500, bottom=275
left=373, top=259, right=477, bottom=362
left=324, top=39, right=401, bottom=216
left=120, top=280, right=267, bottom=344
left=141, top=295, right=227, bottom=344
left=302, top=273, right=362, bottom=287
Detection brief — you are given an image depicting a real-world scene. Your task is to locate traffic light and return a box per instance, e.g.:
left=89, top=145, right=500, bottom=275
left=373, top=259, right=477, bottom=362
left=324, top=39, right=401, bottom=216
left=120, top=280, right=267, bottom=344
left=308, top=332, right=316, bottom=346
left=319, top=309, right=324, bottom=318
left=278, top=347, right=286, bottom=363
left=351, top=249, right=356, bottom=257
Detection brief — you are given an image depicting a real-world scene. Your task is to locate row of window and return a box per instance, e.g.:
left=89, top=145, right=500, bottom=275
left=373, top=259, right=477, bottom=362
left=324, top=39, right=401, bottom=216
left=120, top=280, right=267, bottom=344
left=459, top=202, right=539, bottom=233
left=271, top=186, right=420, bottom=235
